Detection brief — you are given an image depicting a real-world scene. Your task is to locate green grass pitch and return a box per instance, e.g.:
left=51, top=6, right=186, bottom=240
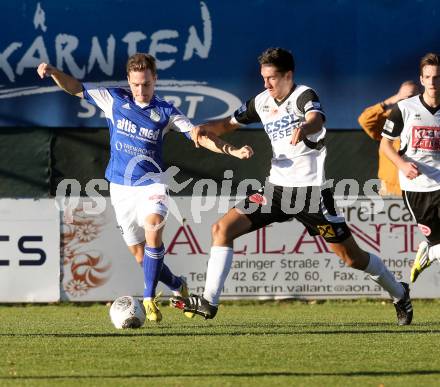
left=1, top=300, right=440, bottom=386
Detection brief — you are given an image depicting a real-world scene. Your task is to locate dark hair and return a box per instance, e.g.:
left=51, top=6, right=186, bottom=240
left=419, top=52, right=440, bottom=75
left=126, top=53, right=157, bottom=76
left=258, top=48, right=295, bottom=73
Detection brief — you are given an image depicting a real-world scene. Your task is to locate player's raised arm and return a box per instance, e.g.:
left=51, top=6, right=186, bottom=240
left=37, top=62, right=83, bottom=98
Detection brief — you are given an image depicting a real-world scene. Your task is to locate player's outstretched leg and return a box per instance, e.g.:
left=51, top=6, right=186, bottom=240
left=364, top=253, right=413, bottom=325
left=362, top=258, right=414, bottom=326
left=170, top=246, right=229, bottom=320
left=172, top=245, right=233, bottom=319
left=330, top=237, right=413, bottom=325
left=171, top=294, right=218, bottom=319
left=171, top=209, right=251, bottom=319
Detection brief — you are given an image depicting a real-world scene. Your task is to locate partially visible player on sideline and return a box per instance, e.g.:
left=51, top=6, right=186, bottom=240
left=172, top=47, right=413, bottom=326
left=358, top=81, right=420, bottom=196
left=380, top=52, right=440, bottom=283
left=37, top=53, right=253, bottom=322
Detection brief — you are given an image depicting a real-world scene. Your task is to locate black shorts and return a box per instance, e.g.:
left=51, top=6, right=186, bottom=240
left=234, top=183, right=351, bottom=243
left=403, top=189, right=440, bottom=245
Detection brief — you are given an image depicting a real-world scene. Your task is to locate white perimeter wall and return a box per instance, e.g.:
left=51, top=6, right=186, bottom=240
left=0, top=197, right=438, bottom=302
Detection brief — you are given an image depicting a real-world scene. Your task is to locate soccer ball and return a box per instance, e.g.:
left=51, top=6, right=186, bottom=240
left=109, top=296, right=146, bottom=329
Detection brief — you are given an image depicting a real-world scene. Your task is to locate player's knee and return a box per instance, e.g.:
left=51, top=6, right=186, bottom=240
left=211, top=221, right=222, bottom=238
left=331, top=237, right=368, bottom=270
left=211, top=221, right=228, bottom=242
left=129, top=247, right=144, bottom=264
left=335, top=249, right=354, bottom=267
left=335, top=249, right=367, bottom=270
left=332, top=245, right=356, bottom=268
left=134, top=254, right=143, bottom=265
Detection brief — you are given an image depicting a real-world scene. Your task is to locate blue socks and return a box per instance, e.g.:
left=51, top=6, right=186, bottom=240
left=143, top=245, right=165, bottom=299
left=159, top=263, right=182, bottom=291
left=143, top=244, right=182, bottom=298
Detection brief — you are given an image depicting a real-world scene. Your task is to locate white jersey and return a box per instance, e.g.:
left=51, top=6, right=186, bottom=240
left=234, top=85, right=327, bottom=187
left=382, top=95, right=440, bottom=192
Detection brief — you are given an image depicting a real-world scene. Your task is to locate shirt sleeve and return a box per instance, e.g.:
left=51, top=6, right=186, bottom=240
left=296, top=88, right=326, bottom=121
left=358, top=103, right=388, bottom=141
left=233, top=97, right=261, bottom=125
left=82, top=83, right=113, bottom=118
left=163, top=105, right=194, bottom=140
left=382, top=105, right=404, bottom=140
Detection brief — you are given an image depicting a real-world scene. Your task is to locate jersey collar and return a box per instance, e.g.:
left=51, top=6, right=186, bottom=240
left=273, top=84, right=297, bottom=106
left=419, top=94, right=440, bottom=115
left=127, top=93, right=157, bottom=109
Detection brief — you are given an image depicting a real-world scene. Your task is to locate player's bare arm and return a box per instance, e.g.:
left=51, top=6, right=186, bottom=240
left=380, top=137, right=420, bottom=180
left=191, top=128, right=253, bottom=160
left=37, top=63, right=83, bottom=98
left=190, top=116, right=241, bottom=148
left=291, top=111, right=324, bottom=145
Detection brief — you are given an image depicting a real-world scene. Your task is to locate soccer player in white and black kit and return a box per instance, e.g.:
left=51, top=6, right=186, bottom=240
left=37, top=53, right=253, bottom=323
left=381, top=53, right=440, bottom=283
left=172, top=48, right=413, bottom=325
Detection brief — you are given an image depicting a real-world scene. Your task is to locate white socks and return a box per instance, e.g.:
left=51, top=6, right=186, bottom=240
left=202, top=248, right=409, bottom=304
left=203, top=246, right=234, bottom=305
left=365, top=253, right=405, bottom=302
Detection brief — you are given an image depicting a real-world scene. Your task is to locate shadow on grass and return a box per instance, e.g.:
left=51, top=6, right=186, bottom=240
left=1, top=325, right=440, bottom=338
left=1, top=369, right=440, bottom=380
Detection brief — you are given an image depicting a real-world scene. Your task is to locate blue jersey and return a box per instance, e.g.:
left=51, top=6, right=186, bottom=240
left=83, top=84, right=194, bottom=186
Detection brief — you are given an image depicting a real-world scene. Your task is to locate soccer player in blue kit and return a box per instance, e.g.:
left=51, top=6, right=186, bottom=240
left=37, top=53, right=253, bottom=322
